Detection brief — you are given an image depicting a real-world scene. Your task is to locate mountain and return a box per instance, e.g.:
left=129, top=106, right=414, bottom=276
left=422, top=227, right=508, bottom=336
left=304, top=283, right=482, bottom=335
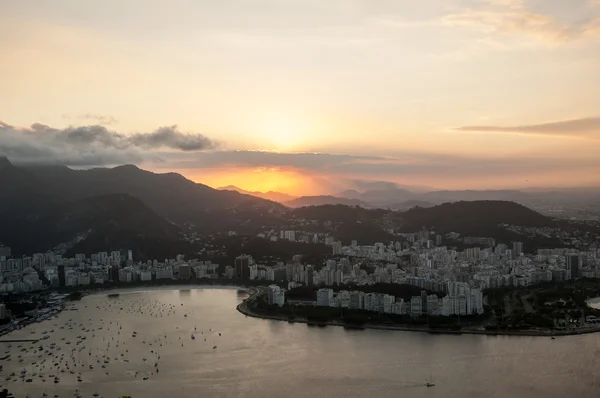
left=20, top=163, right=285, bottom=228
left=217, top=185, right=296, bottom=203
left=337, top=187, right=415, bottom=206
left=0, top=157, right=58, bottom=215
left=398, top=200, right=554, bottom=234
left=386, top=200, right=435, bottom=210
left=0, top=193, right=181, bottom=257
left=290, top=205, right=395, bottom=244
left=419, top=190, right=532, bottom=204
left=285, top=195, right=369, bottom=208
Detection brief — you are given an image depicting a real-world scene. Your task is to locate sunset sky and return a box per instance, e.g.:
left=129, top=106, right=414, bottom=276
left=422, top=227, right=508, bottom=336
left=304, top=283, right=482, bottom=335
left=1, top=0, right=599, bottom=195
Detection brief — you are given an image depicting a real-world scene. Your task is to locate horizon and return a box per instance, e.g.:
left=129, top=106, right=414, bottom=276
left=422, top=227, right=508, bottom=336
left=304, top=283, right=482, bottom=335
left=2, top=0, right=600, bottom=195
left=2, top=155, right=599, bottom=198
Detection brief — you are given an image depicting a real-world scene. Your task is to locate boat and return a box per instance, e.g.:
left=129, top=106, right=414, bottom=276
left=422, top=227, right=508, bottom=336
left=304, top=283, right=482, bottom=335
left=191, top=335, right=195, bottom=340
left=107, top=293, right=120, bottom=298
left=426, top=368, right=435, bottom=387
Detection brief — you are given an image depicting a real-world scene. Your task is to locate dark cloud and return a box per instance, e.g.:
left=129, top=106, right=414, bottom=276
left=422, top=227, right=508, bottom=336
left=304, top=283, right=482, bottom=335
left=456, top=117, right=600, bottom=137
left=129, top=126, right=215, bottom=151
left=0, top=121, right=215, bottom=166
left=161, top=150, right=379, bottom=170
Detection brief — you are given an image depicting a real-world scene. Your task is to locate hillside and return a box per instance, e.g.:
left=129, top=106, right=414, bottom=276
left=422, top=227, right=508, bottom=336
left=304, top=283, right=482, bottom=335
left=0, top=193, right=181, bottom=256
left=387, top=200, right=435, bottom=210
left=20, top=162, right=285, bottom=229
left=398, top=200, right=554, bottom=234
left=291, top=204, right=390, bottom=223
left=289, top=205, right=395, bottom=245
left=285, top=195, right=369, bottom=208
left=0, top=157, right=59, bottom=215
left=420, top=190, right=532, bottom=204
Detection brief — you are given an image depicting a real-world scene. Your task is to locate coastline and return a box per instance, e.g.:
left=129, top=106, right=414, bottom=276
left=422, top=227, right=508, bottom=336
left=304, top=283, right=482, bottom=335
left=8, top=284, right=600, bottom=339
left=236, top=288, right=600, bottom=338
left=0, top=283, right=250, bottom=339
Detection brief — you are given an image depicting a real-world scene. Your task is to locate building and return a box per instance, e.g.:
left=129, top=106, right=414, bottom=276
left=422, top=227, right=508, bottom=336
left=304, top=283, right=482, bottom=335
left=512, top=242, right=524, bottom=258
left=267, top=285, right=286, bottom=306
left=410, top=296, right=422, bottom=317
left=0, top=246, right=11, bottom=259
left=0, top=304, right=6, bottom=319
left=109, top=266, right=120, bottom=282
left=316, top=288, right=334, bottom=307
left=235, top=255, right=251, bottom=280
left=566, top=254, right=580, bottom=278
left=179, top=264, right=191, bottom=280
left=332, top=242, right=342, bottom=255
left=58, top=265, right=66, bottom=287
left=349, top=291, right=364, bottom=310
left=305, top=265, right=314, bottom=286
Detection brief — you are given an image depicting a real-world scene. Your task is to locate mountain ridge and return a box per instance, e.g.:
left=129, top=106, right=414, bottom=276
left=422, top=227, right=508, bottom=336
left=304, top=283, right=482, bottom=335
left=217, top=185, right=297, bottom=203
left=285, top=195, right=370, bottom=208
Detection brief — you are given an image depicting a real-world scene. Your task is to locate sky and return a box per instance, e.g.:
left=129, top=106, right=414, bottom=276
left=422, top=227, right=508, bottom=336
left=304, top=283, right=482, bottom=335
left=1, top=0, right=600, bottom=195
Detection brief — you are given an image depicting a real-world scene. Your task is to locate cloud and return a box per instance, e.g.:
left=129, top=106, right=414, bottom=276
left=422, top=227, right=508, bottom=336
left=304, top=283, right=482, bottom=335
left=62, top=114, right=119, bottom=125
left=442, top=0, right=600, bottom=44
left=79, top=114, right=119, bottom=125
left=161, top=150, right=380, bottom=170
left=157, top=148, right=600, bottom=182
left=456, top=117, right=600, bottom=137
left=0, top=120, right=216, bottom=166
left=129, top=126, right=215, bottom=151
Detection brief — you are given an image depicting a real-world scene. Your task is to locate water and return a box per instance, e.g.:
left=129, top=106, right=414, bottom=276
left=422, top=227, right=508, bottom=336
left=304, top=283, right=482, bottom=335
left=4, top=287, right=600, bottom=398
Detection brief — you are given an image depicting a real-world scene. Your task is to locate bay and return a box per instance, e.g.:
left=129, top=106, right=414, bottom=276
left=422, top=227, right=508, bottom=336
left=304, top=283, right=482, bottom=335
left=4, top=288, right=600, bottom=398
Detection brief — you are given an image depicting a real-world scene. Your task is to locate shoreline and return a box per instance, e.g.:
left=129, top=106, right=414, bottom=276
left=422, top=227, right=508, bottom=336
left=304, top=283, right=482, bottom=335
left=8, top=284, right=600, bottom=339
left=236, top=289, right=600, bottom=338
left=0, top=283, right=251, bottom=339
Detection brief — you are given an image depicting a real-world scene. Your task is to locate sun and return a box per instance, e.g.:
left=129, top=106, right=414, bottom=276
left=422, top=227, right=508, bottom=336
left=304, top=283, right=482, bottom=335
left=259, top=117, right=303, bottom=151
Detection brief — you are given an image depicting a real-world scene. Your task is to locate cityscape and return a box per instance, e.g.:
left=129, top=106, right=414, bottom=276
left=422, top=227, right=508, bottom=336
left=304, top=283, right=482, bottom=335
left=1, top=223, right=598, bottom=330
left=2, top=0, right=600, bottom=396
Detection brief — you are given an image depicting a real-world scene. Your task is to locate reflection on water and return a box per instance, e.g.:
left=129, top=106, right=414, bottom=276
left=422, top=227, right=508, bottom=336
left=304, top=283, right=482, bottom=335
left=3, top=288, right=600, bottom=398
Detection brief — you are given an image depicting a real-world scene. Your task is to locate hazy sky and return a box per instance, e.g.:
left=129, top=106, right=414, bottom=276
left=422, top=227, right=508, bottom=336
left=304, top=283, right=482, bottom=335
left=1, top=0, right=599, bottom=194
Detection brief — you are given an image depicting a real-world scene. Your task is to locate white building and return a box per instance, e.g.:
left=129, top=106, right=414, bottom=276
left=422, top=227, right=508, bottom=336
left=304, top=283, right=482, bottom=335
left=267, top=285, right=285, bottom=307
left=140, top=271, right=152, bottom=281
left=316, top=288, right=334, bottom=307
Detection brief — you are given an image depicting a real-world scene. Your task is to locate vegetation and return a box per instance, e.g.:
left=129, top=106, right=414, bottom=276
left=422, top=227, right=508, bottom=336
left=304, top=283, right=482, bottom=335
left=484, top=279, right=600, bottom=330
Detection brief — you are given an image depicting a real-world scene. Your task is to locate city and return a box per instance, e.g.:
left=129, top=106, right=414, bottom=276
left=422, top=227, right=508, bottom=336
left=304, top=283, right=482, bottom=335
left=1, top=223, right=598, bottom=335
left=2, top=0, right=600, bottom=396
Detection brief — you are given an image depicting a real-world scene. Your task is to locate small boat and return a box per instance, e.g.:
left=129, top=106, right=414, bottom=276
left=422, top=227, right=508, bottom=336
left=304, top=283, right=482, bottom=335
left=191, top=335, right=195, bottom=340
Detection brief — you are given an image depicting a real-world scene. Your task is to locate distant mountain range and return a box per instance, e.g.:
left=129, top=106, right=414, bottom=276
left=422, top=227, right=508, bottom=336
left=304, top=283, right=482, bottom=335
left=1, top=156, right=595, bottom=256
left=218, top=185, right=372, bottom=208
left=217, top=182, right=600, bottom=210
left=336, top=187, right=600, bottom=209
left=0, top=157, right=284, bottom=255
left=284, top=195, right=369, bottom=208
left=217, top=185, right=297, bottom=203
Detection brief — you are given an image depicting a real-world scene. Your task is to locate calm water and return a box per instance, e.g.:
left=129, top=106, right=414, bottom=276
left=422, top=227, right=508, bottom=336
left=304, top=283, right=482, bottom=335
left=4, top=287, right=600, bottom=398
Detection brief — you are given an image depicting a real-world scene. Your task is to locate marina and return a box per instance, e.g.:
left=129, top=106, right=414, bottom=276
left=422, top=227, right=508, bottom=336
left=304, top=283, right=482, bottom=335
left=1, top=288, right=600, bottom=397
